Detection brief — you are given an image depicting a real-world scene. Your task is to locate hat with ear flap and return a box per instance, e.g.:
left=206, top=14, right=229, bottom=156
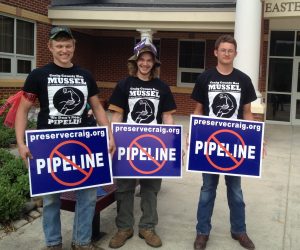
left=128, top=38, right=161, bottom=66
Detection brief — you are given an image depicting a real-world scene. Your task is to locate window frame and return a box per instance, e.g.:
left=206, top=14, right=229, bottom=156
left=0, top=13, right=36, bottom=78
left=177, top=39, right=206, bottom=87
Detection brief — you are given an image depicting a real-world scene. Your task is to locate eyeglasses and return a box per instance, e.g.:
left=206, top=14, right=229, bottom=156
left=218, top=49, right=235, bottom=54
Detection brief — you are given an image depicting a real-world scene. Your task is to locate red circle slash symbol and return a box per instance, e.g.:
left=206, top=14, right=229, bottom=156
left=205, top=129, right=245, bottom=171
left=128, top=134, right=167, bottom=175
left=49, top=140, right=93, bottom=187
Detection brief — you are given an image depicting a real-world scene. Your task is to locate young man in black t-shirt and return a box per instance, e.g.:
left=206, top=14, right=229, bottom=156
left=15, top=26, right=115, bottom=250
left=108, top=39, right=176, bottom=248
left=191, top=35, right=256, bottom=250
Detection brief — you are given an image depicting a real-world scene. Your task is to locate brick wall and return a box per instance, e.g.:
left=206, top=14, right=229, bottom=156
left=94, top=37, right=133, bottom=82
left=206, top=40, right=217, bottom=69
left=259, top=19, right=269, bottom=95
left=36, top=23, right=53, bottom=67
left=0, top=87, right=20, bottom=101
left=259, top=40, right=268, bottom=94
left=160, top=38, right=178, bottom=86
left=0, top=0, right=51, bottom=16
left=73, top=31, right=97, bottom=73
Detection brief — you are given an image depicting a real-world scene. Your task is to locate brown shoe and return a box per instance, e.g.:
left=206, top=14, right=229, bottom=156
left=41, top=244, right=62, bottom=250
left=109, top=228, right=134, bottom=248
left=194, top=234, right=209, bottom=250
left=71, top=242, right=104, bottom=250
left=231, top=233, right=255, bottom=249
left=139, top=228, right=162, bottom=248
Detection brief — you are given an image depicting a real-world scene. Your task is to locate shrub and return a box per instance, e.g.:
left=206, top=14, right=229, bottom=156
left=0, top=116, right=16, bottom=148
left=0, top=114, right=36, bottom=148
left=0, top=149, right=29, bottom=223
left=0, top=148, right=16, bottom=165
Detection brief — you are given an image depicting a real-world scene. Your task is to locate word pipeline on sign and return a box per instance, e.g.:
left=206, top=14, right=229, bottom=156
left=112, top=123, right=182, bottom=178
left=26, top=127, right=112, bottom=197
left=187, top=115, right=264, bottom=177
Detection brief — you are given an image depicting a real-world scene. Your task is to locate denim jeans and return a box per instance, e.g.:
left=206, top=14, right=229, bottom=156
left=196, top=174, right=246, bottom=235
left=42, top=187, right=97, bottom=246
left=115, top=179, right=162, bottom=229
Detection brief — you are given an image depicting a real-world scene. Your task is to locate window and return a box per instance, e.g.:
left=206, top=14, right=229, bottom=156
left=0, top=15, right=35, bottom=76
left=270, top=31, right=294, bottom=57
left=177, top=40, right=205, bottom=87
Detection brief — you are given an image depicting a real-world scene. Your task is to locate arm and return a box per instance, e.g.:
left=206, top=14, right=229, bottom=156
left=89, top=95, right=116, bottom=155
left=186, top=102, right=204, bottom=150
left=243, top=103, right=254, bottom=121
left=162, top=112, right=174, bottom=125
left=243, top=102, right=266, bottom=157
left=15, top=97, right=34, bottom=162
left=111, top=110, right=123, bottom=123
left=193, top=102, right=204, bottom=115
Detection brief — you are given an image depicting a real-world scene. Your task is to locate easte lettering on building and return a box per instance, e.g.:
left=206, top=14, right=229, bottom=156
left=117, top=147, right=176, bottom=161
left=35, top=153, right=104, bottom=174
left=265, top=1, right=300, bottom=13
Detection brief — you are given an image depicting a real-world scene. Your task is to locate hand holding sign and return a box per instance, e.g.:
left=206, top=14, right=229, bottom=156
left=18, top=144, right=33, bottom=165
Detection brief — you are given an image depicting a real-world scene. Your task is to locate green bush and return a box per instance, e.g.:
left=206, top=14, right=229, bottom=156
left=0, top=116, right=16, bottom=148
left=0, top=148, right=16, bottom=165
left=0, top=112, right=37, bottom=148
left=0, top=149, right=29, bottom=223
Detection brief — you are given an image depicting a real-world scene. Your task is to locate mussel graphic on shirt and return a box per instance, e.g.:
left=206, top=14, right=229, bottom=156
left=131, top=99, right=155, bottom=123
left=53, top=87, right=84, bottom=115
left=212, top=93, right=237, bottom=118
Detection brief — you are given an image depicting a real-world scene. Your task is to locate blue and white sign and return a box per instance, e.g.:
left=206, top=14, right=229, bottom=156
left=187, top=115, right=264, bottom=177
left=112, top=123, right=182, bottom=178
left=26, top=127, right=112, bottom=197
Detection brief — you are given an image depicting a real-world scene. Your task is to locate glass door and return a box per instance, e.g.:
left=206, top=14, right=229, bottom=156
left=266, top=58, right=293, bottom=123
left=291, top=59, right=300, bottom=125
left=266, top=31, right=294, bottom=124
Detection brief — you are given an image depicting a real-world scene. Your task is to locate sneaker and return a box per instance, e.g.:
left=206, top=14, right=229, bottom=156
left=71, top=242, right=105, bottom=250
left=109, top=228, right=134, bottom=248
left=194, top=234, right=209, bottom=250
left=231, top=232, right=255, bottom=249
left=41, top=244, right=62, bottom=250
left=138, top=228, right=162, bottom=248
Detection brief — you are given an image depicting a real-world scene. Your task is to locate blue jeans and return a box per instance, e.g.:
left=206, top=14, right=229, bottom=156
left=196, top=174, right=246, bottom=235
left=42, top=188, right=97, bottom=246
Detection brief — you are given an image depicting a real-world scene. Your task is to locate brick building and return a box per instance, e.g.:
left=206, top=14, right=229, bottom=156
left=1, top=0, right=300, bottom=124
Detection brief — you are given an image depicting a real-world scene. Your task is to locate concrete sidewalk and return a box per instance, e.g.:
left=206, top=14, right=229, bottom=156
left=0, top=116, right=299, bottom=250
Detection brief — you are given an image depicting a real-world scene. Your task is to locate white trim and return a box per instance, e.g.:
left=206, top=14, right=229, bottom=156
left=48, top=9, right=235, bottom=32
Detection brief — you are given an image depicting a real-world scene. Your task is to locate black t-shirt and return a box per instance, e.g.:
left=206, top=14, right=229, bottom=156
left=191, top=67, right=257, bottom=119
left=109, top=76, right=176, bottom=124
left=23, top=63, right=99, bottom=129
